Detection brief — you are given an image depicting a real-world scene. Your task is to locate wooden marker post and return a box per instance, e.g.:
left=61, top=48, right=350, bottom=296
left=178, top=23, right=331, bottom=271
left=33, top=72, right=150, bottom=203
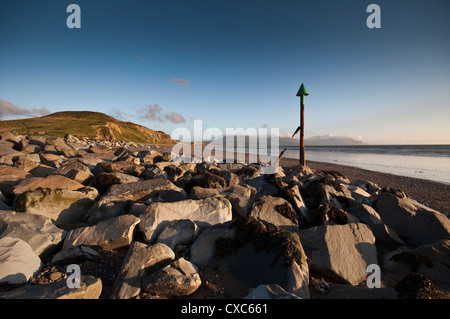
left=296, top=83, right=309, bottom=166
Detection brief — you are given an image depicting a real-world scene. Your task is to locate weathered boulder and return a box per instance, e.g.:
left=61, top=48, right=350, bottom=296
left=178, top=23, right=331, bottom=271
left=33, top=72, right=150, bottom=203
left=85, top=179, right=187, bottom=223
left=12, top=175, right=84, bottom=197
left=52, top=245, right=99, bottom=263
left=89, top=172, right=141, bottom=195
left=346, top=203, right=383, bottom=225
left=374, top=192, right=450, bottom=247
left=62, top=214, right=140, bottom=250
left=142, top=257, right=201, bottom=296
left=141, top=166, right=168, bottom=180
left=0, top=211, right=66, bottom=257
left=350, top=179, right=381, bottom=195
left=213, top=217, right=310, bottom=298
left=40, top=153, right=65, bottom=168
left=139, top=196, right=232, bottom=243
left=249, top=195, right=299, bottom=231
left=382, top=239, right=450, bottom=292
left=190, top=186, right=221, bottom=199
left=14, top=187, right=98, bottom=228
left=110, top=242, right=175, bottom=299
left=176, top=171, right=226, bottom=193
left=101, top=161, right=145, bottom=177
left=298, top=223, right=377, bottom=285
left=225, top=184, right=253, bottom=217
left=51, top=161, right=93, bottom=184
left=0, top=165, right=32, bottom=199
left=0, top=237, right=42, bottom=284
left=189, top=222, right=236, bottom=268
left=0, top=275, right=102, bottom=299
left=156, top=219, right=199, bottom=250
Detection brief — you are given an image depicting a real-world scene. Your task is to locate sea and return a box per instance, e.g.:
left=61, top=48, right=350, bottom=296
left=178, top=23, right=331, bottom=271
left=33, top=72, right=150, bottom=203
left=279, top=144, right=450, bottom=185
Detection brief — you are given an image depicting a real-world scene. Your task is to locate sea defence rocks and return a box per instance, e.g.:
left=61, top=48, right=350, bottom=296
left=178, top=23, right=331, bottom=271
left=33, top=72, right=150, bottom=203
left=0, top=131, right=449, bottom=299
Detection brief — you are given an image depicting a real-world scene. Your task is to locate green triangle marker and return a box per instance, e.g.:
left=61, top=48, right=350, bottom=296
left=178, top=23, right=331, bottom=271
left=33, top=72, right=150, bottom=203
left=296, top=83, right=309, bottom=97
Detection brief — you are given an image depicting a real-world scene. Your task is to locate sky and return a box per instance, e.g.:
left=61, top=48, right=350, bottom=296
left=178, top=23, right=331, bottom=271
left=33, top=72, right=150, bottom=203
left=0, top=0, right=449, bottom=144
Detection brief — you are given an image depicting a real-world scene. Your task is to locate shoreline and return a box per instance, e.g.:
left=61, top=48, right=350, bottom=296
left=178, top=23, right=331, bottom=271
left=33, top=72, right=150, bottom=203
left=154, top=144, right=450, bottom=217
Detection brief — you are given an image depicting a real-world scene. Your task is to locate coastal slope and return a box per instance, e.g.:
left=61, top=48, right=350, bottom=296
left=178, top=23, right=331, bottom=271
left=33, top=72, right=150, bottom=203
left=0, top=111, right=174, bottom=144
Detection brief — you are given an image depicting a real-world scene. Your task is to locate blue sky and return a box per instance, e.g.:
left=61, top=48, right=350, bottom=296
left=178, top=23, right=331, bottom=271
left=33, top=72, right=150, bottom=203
left=0, top=0, right=449, bottom=144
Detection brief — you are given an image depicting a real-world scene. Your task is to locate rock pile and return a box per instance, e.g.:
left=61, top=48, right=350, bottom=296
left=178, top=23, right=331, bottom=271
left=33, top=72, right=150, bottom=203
left=0, top=131, right=449, bottom=299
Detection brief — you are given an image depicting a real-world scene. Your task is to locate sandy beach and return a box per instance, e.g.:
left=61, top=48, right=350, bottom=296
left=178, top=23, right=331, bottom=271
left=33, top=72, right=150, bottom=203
left=157, top=144, right=450, bottom=218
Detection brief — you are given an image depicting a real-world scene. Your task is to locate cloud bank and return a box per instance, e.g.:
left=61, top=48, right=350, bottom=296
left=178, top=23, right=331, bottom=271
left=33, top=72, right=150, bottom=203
left=0, top=99, right=51, bottom=119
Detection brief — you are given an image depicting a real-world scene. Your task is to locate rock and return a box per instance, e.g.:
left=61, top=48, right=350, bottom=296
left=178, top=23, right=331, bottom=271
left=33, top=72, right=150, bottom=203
left=0, top=211, right=66, bottom=257
left=350, top=179, right=381, bottom=195
left=347, top=184, right=373, bottom=205
left=189, top=222, right=236, bottom=269
left=374, top=192, right=450, bottom=247
left=0, top=165, right=32, bottom=199
left=244, top=176, right=279, bottom=199
left=224, top=184, right=253, bottom=217
left=142, top=257, right=201, bottom=296
left=62, top=214, right=140, bottom=250
left=28, top=164, right=56, bottom=178
left=51, top=161, right=93, bottom=184
left=110, top=242, right=175, bottom=299
left=236, top=165, right=261, bottom=179
left=176, top=171, right=226, bottom=193
left=40, top=153, right=65, bottom=168
left=52, top=245, right=99, bottom=263
left=278, top=185, right=310, bottom=224
left=394, top=272, right=440, bottom=299
left=302, top=177, right=351, bottom=211
left=141, top=166, right=168, bottom=180
left=298, top=223, right=377, bottom=285
left=0, top=275, right=102, bottom=299
left=139, top=196, right=232, bottom=243
left=311, top=204, right=358, bottom=226
left=244, top=284, right=302, bottom=299
left=101, top=161, right=145, bottom=177
left=156, top=219, right=199, bottom=250
left=213, top=217, right=310, bottom=298
left=382, top=239, right=450, bottom=292
left=190, top=186, right=221, bottom=199
left=13, top=157, right=40, bottom=172
left=249, top=195, right=299, bottom=231
left=0, top=144, right=23, bottom=163
left=346, top=203, right=383, bottom=225
left=217, top=163, right=245, bottom=172
left=0, top=237, right=42, bottom=284
left=89, top=145, right=112, bottom=154
left=13, top=187, right=98, bottom=228
left=89, top=172, right=140, bottom=195
left=12, top=175, right=84, bottom=197
left=85, top=179, right=187, bottom=223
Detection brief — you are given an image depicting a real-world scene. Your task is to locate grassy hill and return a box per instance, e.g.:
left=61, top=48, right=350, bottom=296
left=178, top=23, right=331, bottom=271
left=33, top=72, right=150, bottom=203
left=0, top=111, right=174, bottom=144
